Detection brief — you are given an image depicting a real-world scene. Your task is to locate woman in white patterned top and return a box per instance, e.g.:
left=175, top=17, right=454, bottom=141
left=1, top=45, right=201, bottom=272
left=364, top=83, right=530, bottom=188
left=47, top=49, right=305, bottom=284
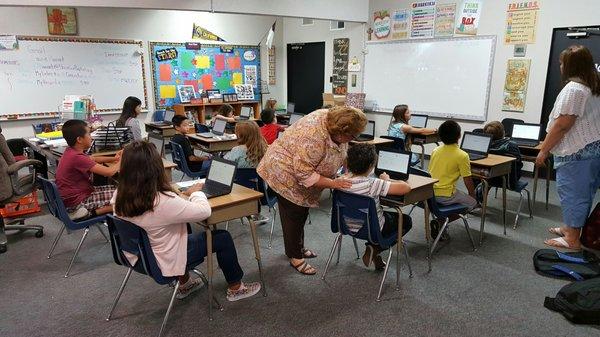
left=341, top=143, right=412, bottom=270
left=537, top=45, right=600, bottom=250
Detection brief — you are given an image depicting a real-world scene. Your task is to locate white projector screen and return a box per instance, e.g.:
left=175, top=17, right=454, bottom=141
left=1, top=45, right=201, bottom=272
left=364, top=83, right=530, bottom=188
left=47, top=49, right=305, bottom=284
left=363, top=36, right=496, bottom=121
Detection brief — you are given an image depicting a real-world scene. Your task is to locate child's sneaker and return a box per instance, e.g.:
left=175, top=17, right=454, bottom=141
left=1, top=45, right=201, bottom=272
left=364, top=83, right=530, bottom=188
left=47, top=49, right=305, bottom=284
left=176, top=277, right=204, bottom=300
left=226, top=282, right=261, bottom=302
left=68, top=206, right=89, bottom=220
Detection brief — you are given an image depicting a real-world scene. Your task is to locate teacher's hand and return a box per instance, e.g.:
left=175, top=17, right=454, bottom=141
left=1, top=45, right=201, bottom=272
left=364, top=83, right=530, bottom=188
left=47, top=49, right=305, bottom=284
left=331, top=178, right=352, bottom=189
left=535, top=150, right=549, bottom=166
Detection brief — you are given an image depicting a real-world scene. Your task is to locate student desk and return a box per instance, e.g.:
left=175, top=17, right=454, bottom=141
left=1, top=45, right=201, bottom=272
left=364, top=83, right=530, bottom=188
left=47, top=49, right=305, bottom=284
left=380, top=174, right=438, bottom=273
left=407, top=132, right=440, bottom=169
left=175, top=183, right=266, bottom=320
left=518, top=143, right=551, bottom=210
left=350, top=137, right=394, bottom=148
left=470, top=154, right=515, bottom=245
left=187, top=134, right=238, bottom=153
left=145, top=123, right=176, bottom=157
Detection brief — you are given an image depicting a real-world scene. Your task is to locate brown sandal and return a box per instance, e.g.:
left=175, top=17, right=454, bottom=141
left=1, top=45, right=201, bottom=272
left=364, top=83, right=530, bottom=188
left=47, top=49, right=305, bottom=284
left=301, top=248, right=318, bottom=259
left=290, top=259, right=317, bottom=275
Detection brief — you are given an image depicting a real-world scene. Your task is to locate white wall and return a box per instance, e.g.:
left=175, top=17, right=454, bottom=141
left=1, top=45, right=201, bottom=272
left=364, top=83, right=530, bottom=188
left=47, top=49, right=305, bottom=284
left=0, top=6, right=276, bottom=139
left=367, top=0, right=600, bottom=153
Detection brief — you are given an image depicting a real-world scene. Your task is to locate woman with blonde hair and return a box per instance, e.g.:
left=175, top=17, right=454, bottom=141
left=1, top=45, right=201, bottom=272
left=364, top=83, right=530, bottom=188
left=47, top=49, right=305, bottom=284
left=258, top=106, right=367, bottom=275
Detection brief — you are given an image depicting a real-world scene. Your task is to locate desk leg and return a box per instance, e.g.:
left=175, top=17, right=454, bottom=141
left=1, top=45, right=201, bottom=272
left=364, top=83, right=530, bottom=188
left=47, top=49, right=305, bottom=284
left=424, top=201, right=432, bottom=273
left=206, top=227, right=214, bottom=321
left=502, top=176, right=507, bottom=235
left=247, top=217, right=267, bottom=297
left=395, top=207, right=403, bottom=291
left=545, top=159, right=551, bottom=210
left=479, top=180, right=489, bottom=246
left=532, top=165, right=539, bottom=211
left=419, top=144, right=425, bottom=169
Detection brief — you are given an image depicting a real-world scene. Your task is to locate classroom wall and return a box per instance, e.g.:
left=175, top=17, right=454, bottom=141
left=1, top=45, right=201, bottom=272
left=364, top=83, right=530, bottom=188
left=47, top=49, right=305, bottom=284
left=0, top=6, right=277, bottom=139
left=367, top=0, right=600, bottom=154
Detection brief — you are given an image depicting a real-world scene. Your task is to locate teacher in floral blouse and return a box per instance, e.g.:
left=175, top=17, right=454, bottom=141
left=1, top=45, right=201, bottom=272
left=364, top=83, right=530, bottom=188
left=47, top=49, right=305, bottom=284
left=258, top=106, right=367, bottom=275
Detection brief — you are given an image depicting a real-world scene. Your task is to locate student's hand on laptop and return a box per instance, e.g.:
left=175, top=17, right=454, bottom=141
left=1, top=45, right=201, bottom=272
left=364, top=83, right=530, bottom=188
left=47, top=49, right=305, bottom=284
left=379, top=172, right=390, bottom=181
left=332, top=178, right=352, bottom=189
left=184, top=183, right=204, bottom=196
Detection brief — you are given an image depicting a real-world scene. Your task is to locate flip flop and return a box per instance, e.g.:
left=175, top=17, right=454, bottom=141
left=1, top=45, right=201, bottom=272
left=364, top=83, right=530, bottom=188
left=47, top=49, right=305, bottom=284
left=290, top=260, right=317, bottom=275
left=301, top=248, right=318, bottom=259
left=544, top=237, right=581, bottom=250
left=548, top=227, right=564, bottom=237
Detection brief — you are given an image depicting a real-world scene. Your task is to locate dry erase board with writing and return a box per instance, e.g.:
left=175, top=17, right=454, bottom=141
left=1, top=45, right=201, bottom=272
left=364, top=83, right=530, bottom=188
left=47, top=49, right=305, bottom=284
left=0, top=36, right=147, bottom=119
left=363, top=36, right=496, bottom=121
left=149, top=42, right=261, bottom=109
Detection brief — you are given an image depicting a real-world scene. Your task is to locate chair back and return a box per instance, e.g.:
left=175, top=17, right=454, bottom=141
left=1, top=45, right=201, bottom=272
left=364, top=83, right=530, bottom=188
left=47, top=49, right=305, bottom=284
left=106, top=214, right=174, bottom=285
left=234, top=168, right=277, bottom=207
left=501, top=118, right=524, bottom=137
left=331, top=190, right=389, bottom=247
left=380, top=135, right=406, bottom=152
left=38, top=177, right=98, bottom=230
left=408, top=167, right=444, bottom=217
left=170, top=141, right=195, bottom=177
left=195, top=123, right=210, bottom=133
left=472, top=128, right=485, bottom=134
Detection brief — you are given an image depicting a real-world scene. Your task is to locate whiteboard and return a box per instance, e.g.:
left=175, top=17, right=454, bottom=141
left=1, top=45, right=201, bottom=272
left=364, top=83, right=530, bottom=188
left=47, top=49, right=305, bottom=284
left=0, top=36, right=147, bottom=117
left=363, top=36, right=496, bottom=121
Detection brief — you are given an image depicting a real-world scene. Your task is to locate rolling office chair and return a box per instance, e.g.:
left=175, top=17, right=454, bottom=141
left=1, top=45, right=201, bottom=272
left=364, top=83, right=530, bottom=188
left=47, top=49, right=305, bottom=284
left=0, top=132, right=43, bottom=253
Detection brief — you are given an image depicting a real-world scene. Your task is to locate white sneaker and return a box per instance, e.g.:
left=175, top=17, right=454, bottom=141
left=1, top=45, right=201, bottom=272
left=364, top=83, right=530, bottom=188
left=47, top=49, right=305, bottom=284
left=250, top=214, right=269, bottom=225
left=226, top=282, right=261, bottom=302
left=176, top=277, right=204, bottom=300
left=68, top=207, right=89, bottom=220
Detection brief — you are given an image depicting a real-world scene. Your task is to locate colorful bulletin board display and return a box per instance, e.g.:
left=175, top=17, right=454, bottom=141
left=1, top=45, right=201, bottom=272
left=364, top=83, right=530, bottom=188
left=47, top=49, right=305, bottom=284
left=149, top=42, right=261, bottom=109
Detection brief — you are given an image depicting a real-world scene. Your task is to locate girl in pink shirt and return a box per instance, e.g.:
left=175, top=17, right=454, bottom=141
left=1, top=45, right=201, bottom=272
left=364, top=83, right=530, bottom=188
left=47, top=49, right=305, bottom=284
left=112, top=141, right=260, bottom=301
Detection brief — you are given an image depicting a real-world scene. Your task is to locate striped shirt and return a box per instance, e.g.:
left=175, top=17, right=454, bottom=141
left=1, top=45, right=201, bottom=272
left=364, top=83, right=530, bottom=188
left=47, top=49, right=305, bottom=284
left=341, top=174, right=391, bottom=232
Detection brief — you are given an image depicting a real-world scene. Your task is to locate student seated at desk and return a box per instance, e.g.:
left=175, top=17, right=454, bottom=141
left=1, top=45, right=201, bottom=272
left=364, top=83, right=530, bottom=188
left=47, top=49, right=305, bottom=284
left=340, top=143, right=412, bottom=271
left=213, top=104, right=236, bottom=124
left=112, top=141, right=261, bottom=301
left=171, top=115, right=211, bottom=173
left=115, top=96, right=143, bottom=141
left=428, top=120, right=478, bottom=239
left=259, top=108, right=285, bottom=145
left=56, top=120, right=121, bottom=220
left=387, top=104, right=437, bottom=140
left=480, top=121, right=523, bottom=191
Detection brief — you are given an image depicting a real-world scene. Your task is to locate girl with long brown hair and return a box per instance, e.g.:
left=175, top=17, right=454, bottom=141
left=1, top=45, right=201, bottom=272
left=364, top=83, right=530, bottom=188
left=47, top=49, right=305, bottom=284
left=224, top=121, right=267, bottom=168
left=112, top=141, right=261, bottom=301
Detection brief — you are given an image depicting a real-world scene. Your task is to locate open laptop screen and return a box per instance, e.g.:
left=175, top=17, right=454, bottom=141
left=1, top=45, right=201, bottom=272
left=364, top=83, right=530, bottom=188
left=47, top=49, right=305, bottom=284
left=410, top=115, right=428, bottom=128
left=212, top=118, right=227, bottom=135
left=287, top=102, right=295, bottom=113
left=361, top=121, right=375, bottom=137
left=289, top=113, right=303, bottom=125
left=377, top=150, right=410, bottom=175
left=240, top=106, right=252, bottom=118
left=512, top=123, right=540, bottom=140
left=207, top=159, right=236, bottom=186
left=461, top=132, right=491, bottom=153
left=164, top=110, right=175, bottom=123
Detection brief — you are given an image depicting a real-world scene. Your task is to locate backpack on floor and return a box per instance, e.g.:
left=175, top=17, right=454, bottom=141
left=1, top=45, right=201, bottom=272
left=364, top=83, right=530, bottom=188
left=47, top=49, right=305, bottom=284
left=581, top=202, right=600, bottom=250
left=533, top=249, right=600, bottom=281
left=544, top=277, right=600, bottom=325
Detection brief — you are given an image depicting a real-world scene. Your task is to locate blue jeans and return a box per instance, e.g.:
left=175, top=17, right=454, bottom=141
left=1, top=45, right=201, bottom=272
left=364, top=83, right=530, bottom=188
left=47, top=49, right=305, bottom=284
left=188, top=159, right=211, bottom=173
left=187, top=230, right=244, bottom=284
left=556, top=157, right=600, bottom=228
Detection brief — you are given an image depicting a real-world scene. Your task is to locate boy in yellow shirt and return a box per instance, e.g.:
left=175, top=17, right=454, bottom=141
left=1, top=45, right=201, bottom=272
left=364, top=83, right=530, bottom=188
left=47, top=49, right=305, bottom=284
left=428, top=120, right=478, bottom=239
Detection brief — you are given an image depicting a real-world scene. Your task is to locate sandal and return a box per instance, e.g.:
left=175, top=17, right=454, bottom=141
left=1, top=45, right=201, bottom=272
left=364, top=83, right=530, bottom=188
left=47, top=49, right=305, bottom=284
left=301, top=248, right=318, bottom=259
left=290, top=259, right=317, bottom=275
left=544, top=237, right=581, bottom=251
left=362, top=246, right=374, bottom=267
left=548, top=227, right=564, bottom=237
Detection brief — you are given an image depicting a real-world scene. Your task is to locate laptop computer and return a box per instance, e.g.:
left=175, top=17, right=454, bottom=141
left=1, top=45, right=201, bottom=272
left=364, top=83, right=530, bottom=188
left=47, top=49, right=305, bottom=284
left=375, top=148, right=411, bottom=181
left=460, top=132, right=492, bottom=161
left=355, top=121, right=375, bottom=142
left=287, top=102, right=295, bottom=113
left=239, top=106, right=253, bottom=120
left=289, top=113, right=303, bottom=125
left=511, top=123, right=541, bottom=147
left=197, top=118, right=227, bottom=138
left=201, top=157, right=238, bottom=198
left=410, top=114, right=428, bottom=128
left=150, top=110, right=175, bottom=126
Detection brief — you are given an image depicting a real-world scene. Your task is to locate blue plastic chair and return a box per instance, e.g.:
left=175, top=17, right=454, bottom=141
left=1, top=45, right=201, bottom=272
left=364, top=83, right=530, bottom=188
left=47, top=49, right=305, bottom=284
left=195, top=123, right=210, bottom=133
left=322, top=190, right=413, bottom=301
left=234, top=168, right=279, bottom=248
left=105, top=215, right=221, bottom=336
left=38, top=177, right=109, bottom=278
left=170, top=141, right=209, bottom=181
left=409, top=167, right=477, bottom=254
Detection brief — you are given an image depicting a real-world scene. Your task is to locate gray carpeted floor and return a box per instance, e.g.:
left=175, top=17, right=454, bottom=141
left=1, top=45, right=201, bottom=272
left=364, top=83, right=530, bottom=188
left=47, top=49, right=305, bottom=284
left=1, top=171, right=600, bottom=337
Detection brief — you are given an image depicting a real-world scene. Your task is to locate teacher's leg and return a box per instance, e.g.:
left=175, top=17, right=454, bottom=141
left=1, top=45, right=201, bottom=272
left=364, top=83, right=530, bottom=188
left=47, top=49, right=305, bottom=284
left=277, top=195, right=314, bottom=274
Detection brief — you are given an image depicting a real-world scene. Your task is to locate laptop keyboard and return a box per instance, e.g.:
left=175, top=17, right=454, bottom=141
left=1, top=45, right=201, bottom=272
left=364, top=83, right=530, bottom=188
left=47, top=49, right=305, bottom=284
left=513, top=139, right=539, bottom=147
left=468, top=153, right=487, bottom=161
left=198, top=132, right=215, bottom=138
left=202, top=185, right=224, bottom=198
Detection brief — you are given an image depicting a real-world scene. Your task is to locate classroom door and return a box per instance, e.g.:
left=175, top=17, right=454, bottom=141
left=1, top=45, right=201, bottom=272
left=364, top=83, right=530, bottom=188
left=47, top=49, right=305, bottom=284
left=287, top=42, right=325, bottom=114
left=541, top=26, right=600, bottom=136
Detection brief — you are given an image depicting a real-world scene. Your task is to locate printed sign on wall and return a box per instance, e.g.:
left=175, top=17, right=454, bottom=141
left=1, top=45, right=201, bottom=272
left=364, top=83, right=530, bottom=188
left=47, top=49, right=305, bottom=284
left=391, top=9, right=410, bottom=40
left=455, top=1, right=482, bottom=35
left=505, top=1, right=540, bottom=44
left=410, top=1, right=436, bottom=39
left=435, top=3, right=457, bottom=37
left=332, top=38, right=349, bottom=95
left=373, top=10, right=392, bottom=40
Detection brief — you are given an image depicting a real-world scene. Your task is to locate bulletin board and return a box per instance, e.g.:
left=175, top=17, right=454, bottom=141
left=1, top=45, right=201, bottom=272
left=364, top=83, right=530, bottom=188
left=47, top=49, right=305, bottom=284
left=149, top=42, right=261, bottom=109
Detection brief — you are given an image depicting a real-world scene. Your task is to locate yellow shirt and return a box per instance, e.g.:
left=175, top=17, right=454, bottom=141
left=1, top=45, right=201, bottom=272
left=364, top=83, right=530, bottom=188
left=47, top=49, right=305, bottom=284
left=428, top=144, right=472, bottom=197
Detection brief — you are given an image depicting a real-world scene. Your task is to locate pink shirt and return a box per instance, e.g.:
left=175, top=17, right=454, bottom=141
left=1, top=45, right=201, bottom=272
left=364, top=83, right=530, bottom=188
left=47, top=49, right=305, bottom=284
left=56, top=147, right=96, bottom=207
left=111, top=190, right=211, bottom=277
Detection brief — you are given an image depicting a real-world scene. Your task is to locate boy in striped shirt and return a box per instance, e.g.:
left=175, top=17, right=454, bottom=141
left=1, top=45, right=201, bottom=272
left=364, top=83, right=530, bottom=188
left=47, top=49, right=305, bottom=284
left=341, top=143, right=413, bottom=271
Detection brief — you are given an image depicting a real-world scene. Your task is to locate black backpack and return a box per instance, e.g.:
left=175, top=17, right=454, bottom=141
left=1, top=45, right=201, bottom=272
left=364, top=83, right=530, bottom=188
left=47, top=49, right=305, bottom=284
left=533, top=249, right=600, bottom=281
left=544, top=277, right=600, bottom=324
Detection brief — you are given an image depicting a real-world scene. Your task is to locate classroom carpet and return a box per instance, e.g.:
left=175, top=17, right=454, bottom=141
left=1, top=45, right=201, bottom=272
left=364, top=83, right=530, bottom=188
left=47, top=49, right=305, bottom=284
left=1, top=172, right=599, bottom=337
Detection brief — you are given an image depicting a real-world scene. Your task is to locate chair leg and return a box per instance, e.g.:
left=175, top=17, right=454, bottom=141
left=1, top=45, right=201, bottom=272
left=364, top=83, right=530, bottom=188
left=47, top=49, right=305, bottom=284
left=106, top=267, right=133, bottom=321
left=513, top=190, right=525, bottom=230
left=430, top=218, right=450, bottom=256
left=268, top=207, right=276, bottom=249
left=402, top=242, right=413, bottom=278
left=47, top=225, right=66, bottom=259
left=192, top=269, right=223, bottom=311
left=158, top=280, right=180, bottom=337
left=225, top=221, right=229, bottom=231
left=336, top=235, right=343, bottom=265
left=407, top=204, right=418, bottom=216
left=376, top=249, right=394, bottom=302
left=352, top=237, right=360, bottom=259
left=64, top=227, right=89, bottom=278
left=526, top=189, right=533, bottom=219
left=460, top=215, right=477, bottom=252
left=96, top=224, right=109, bottom=243
left=321, top=234, right=341, bottom=280
left=494, top=187, right=498, bottom=199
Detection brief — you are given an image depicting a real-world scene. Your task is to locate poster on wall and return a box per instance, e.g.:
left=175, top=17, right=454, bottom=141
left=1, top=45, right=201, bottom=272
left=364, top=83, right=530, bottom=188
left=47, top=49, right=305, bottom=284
left=502, top=59, right=531, bottom=112
left=244, top=65, right=257, bottom=86
left=268, top=47, right=276, bottom=85
left=0, top=35, right=18, bottom=50
left=505, top=1, right=540, bottom=44
left=455, top=1, right=482, bottom=35
left=373, top=10, right=392, bottom=40
left=435, top=3, right=457, bottom=37
left=391, top=9, right=410, bottom=40
left=332, top=38, right=349, bottom=95
left=410, top=1, right=436, bottom=39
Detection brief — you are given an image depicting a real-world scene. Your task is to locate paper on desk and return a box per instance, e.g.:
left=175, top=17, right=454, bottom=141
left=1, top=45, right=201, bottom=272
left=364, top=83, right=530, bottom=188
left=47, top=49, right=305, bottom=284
left=176, top=179, right=206, bottom=188
left=44, top=138, right=68, bottom=147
